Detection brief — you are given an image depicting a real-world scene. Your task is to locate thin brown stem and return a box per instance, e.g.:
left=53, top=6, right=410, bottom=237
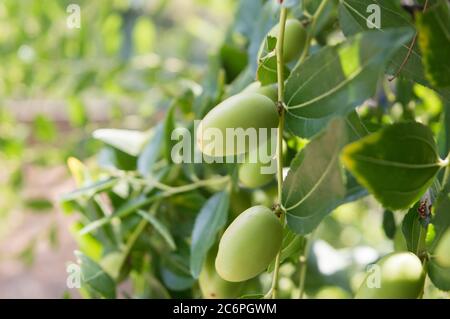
left=389, top=0, right=429, bottom=82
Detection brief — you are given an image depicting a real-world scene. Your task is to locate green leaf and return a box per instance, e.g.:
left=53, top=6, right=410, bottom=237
left=61, top=178, right=118, bottom=202
left=75, top=251, right=116, bottom=299
left=268, top=230, right=305, bottom=272
left=161, top=244, right=195, bottom=291
left=190, top=191, right=230, bottom=278
left=339, top=0, right=427, bottom=85
left=247, top=0, right=279, bottom=74
left=220, top=44, right=248, bottom=83
left=137, top=210, right=176, bottom=250
left=193, top=54, right=225, bottom=118
left=161, top=267, right=195, bottom=291
left=428, top=259, right=450, bottom=291
left=93, top=128, right=149, bottom=156
left=416, top=0, right=450, bottom=88
left=79, top=195, right=156, bottom=235
left=285, top=29, right=412, bottom=138
left=382, top=210, right=396, bottom=239
left=401, top=202, right=425, bottom=253
left=430, top=185, right=450, bottom=252
left=69, top=222, right=102, bottom=261
left=256, top=36, right=290, bottom=85
left=283, top=118, right=348, bottom=235
left=342, top=122, right=442, bottom=210
left=138, top=123, right=164, bottom=177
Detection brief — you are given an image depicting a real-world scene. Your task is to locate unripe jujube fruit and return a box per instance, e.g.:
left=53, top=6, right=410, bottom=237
left=197, top=93, right=278, bottom=157
left=434, top=229, right=450, bottom=268
left=239, top=134, right=276, bottom=188
left=242, top=82, right=277, bottom=102
left=199, top=246, right=244, bottom=299
left=355, top=252, right=425, bottom=299
left=215, top=205, right=283, bottom=282
left=259, top=19, right=307, bottom=63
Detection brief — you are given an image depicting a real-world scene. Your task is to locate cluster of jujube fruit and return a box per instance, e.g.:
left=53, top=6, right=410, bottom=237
left=195, top=15, right=442, bottom=299
left=195, top=19, right=307, bottom=298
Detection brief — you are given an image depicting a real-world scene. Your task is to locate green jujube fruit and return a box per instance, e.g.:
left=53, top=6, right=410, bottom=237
left=355, top=252, right=425, bottom=299
left=239, top=135, right=276, bottom=188
left=435, top=229, right=450, bottom=268
left=197, top=93, right=278, bottom=157
left=242, top=82, right=277, bottom=102
left=199, top=246, right=244, bottom=299
left=259, top=19, right=307, bottom=63
left=215, top=205, right=283, bottom=282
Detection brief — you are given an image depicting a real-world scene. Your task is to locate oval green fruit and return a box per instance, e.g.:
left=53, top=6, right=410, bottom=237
left=242, top=82, right=277, bottom=102
left=259, top=19, right=307, bottom=63
left=355, top=252, right=425, bottom=299
left=435, top=229, right=450, bottom=268
left=239, top=134, right=276, bottom=188
left=199, top=246, right=244, bottom=299
left=197, top=93, right=278, bottom=157
left=215, top=205, right=282, bottom=282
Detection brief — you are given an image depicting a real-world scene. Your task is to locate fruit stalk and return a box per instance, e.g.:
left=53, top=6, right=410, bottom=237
left=298, top=0, right=328, bottom=65
left=297, top=233, right=314, bottom=299
left=269, top=6, right=288, bottom=300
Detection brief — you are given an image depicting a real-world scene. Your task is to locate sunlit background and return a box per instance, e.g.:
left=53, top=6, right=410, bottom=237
left=0, top=0, right=234, bottom=298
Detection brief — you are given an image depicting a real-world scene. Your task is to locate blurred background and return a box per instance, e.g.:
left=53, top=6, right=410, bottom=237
left=0, top=0, right=234, bottom=298
left=0, top=0, right=448, bottom=299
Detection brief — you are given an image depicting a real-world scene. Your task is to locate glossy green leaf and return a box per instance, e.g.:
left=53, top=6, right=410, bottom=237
left=138, top=123, right=164, bottom=177
left=79, top=195, right=157, bottom=235
left=75, top=251, right=116, bottom=299
left=285, top=29, right=412, bottom=138
left=283, top=118, right=348, bottom=235
left=190, top=191, right=230, bottom=278
left=428, top=259, right=450, bottom=291
left=416, top=0, right=450, bottom=88
left=427, top=182, right=450, bottom=291
left=61, top=178, right=118, bottom=202
left=401, top=202, right=424, bottom=253
left=247, top=1, right=279, bottom=74
left=342, top=122, right=443, bottom=210
left=93, top=128, right=149, bottom=156
left=430, top=185, right=450, bottom=252
left=339, top=0, right=427, bottom=85
left=268, top=229, right=305, bottom=272
left=346, top=110, right=369, bottom=142
left=383, top=210, right=396, bottom=239
left=220, top=44, right=248, bottom=83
